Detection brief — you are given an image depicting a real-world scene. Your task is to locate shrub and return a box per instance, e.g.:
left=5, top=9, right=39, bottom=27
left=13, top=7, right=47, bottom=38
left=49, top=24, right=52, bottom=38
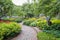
left=23, top=18, right=60, bottom=30
left=2, top=17, right=23, bottom=23
left=33, top=19, right=48, bottom=30
left=3, top=17, right=15, bottom=21
left=14, top=18, right=23, bottom=23
left=46, top=23, right=60, bottom=30
left=30, top=21, right=37, bottom=27
left=37, top=19, right=60, bottom=40
left=0, top=22, right=21, bottom=40
left=37, top=32, right=60, bottom=40
left=23, top=20, right=32, bottom=26
left=23, top=18, right=36, bottom=26
left=43, top=30, right=60, bottom=38
left=36, top=19, right=60, bottom=30
left=51, top=19, right=60, bottom=23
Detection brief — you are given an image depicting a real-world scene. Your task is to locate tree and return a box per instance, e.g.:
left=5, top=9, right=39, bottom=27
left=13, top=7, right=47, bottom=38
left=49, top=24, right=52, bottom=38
left=38, top=0, right=60, bottom=17
left=11, top=0, right=60, bottom=18
left=0, top=0, right=14, bottom=18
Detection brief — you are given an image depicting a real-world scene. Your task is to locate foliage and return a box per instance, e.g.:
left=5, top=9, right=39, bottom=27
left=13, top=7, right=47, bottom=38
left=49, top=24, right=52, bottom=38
left=45, top=23, right=60, bottom=30
left=30, top=21, right=37, bottom=27
left=0, top=0, right=14, bottom=18
left=43, top=30, right=60, bottom=38
left=13, top=0, right=60, bottom=18
left=0, top=22, right=21, bottom=40
left=51, top=19, right=60, bottom=23
left=14, top=18, right=23, bottom=23
left=36, top=19, right=60, bottom=30
left=23, top=18, right=60, bottom=30
left=23, top=18, right=36, bottom=26
left=0, top=0, right=60, bottom=19
left=37, top=32, right=60, bottom=40
left=2, top=17, right=23, bottom=23
left=37, top=19, right=60, bottom=40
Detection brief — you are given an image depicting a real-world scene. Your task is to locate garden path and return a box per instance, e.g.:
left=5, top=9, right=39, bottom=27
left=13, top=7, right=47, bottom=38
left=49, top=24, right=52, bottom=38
left=11, top=23, right=40, bottom=40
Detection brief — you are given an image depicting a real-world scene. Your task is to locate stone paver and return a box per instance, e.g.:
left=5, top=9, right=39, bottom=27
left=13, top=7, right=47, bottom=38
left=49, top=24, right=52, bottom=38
left=11, top=23, right=40, bottom=40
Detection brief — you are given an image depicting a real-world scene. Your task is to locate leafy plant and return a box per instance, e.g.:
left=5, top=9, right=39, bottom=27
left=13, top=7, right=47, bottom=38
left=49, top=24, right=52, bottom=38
left=43, top=30, right=60, bottom=38
left=37, top=32, right=57, bottom=40
left=0, top=22, right=21, bottom=40
left=30, top=21, right=37, bottom=27
left=23, top=18, right=36, bottom=26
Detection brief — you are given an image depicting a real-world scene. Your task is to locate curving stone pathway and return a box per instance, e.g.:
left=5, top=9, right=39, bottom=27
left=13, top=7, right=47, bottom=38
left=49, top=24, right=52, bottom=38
left=11, top=23, right=40, bottom=40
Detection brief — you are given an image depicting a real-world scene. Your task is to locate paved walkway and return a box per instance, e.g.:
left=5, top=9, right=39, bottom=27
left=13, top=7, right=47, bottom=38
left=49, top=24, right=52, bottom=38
left=11, top=23, right=40, bottom=40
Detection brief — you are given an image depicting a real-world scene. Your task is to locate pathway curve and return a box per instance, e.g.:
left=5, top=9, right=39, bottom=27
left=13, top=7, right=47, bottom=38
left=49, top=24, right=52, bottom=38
left=11, top=23, right=40, bottom=40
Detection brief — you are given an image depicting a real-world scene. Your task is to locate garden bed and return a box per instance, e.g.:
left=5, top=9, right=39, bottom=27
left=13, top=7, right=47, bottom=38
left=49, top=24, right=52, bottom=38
left=0, top=22, right=21, bottom=40
left=23, top=18, right=60, bottom=40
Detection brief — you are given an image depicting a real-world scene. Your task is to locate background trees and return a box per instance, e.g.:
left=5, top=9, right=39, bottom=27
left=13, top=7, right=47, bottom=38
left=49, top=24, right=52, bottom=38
left=0, top=0, right=14, bottom=18
left=0, top=0, right=60, bottom=19
left=38, top=0, right=60, bottom=17
left=16, top=0, right=60, bottom=18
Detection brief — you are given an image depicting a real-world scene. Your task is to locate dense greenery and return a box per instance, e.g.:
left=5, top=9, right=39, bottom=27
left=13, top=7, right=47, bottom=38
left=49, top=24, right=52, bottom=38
left=0, top=0, right=60, bottom=40
left=0, top=0, right=60, bottom=18
left=23, top=18, right=36, bottom=26
left=2, top=17, right=23, bottom=23
left=0, top=22, right=21, bottom=40
left=0, top=0, right=14, bottom=18
left=12, top=0, right=60, bottom=18
left=23, top=18, right=60, bottom=30
left=37, top=32, right=60, bottom=40
left=23, top=17, right=60, bottom=40
left=0, top=0, right=60, bottom=20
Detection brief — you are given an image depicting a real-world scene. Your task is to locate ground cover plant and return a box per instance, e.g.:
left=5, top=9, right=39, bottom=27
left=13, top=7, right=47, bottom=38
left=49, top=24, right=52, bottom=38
left=0, top=22, right=21, bottom=40
left=37, top=32, right=60, bottom=40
